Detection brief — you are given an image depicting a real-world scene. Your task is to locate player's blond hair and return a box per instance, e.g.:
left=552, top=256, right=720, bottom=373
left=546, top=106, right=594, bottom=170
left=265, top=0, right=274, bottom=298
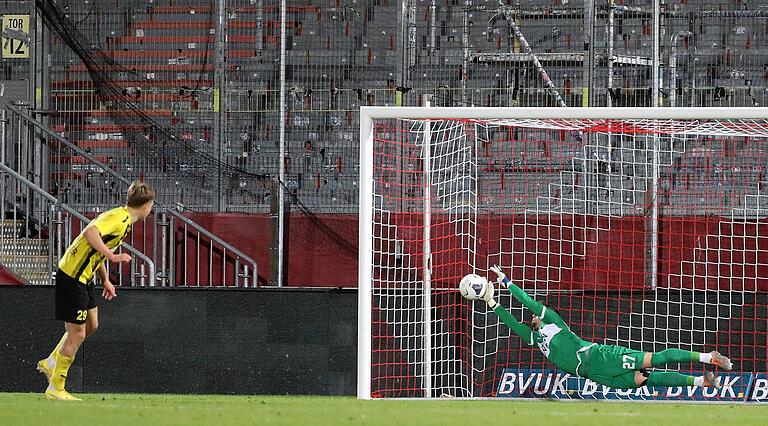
left=126, top=181, right=155, bottom=207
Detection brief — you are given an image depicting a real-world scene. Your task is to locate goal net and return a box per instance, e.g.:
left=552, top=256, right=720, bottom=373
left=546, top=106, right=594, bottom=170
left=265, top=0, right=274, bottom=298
left=358, top=107, right=768, bottom=400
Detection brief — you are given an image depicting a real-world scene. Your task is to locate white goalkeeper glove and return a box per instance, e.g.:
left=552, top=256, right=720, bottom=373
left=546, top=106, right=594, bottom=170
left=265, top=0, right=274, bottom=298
left=490, top=264, right=510, bottom=288
left=481, top=278, right=497, bottom=309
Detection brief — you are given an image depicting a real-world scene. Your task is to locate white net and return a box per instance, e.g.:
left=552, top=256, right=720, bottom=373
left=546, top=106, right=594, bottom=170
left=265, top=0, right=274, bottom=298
left=362, top=112, right=768, bottom=399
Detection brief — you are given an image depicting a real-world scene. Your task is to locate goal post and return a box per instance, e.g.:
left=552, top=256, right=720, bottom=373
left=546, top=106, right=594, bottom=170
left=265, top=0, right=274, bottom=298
left=358, top=106, right=768, bottom=400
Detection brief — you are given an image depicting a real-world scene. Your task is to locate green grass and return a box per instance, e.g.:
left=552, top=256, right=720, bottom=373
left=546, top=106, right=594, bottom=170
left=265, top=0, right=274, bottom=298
left=2, top=393, right=767, bottom=425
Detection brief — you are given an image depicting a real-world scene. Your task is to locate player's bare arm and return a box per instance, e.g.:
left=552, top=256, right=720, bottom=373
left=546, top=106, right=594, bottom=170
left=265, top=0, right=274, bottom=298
left=96, top=263, right=116, bottom=300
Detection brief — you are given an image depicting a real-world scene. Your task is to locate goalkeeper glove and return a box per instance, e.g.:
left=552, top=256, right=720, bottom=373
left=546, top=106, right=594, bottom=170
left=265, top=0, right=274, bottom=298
left=490, top=264, right=510, bottom=288
left=481, top=279, right=497, bottom=309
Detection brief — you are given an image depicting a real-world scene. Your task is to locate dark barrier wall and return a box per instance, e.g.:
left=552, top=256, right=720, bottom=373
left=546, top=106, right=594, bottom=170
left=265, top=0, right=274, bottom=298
left=0, top=286, right=357, bottom=395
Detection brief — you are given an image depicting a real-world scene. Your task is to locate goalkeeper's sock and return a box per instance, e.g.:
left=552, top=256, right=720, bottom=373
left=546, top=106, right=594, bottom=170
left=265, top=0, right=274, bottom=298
left=46, top=332, right=68, bottom=369
left=647, top=371, right=696, bottom=387
left=49, top=349, right=74, bottom=392
left=650, top=349, right=698, bottom=367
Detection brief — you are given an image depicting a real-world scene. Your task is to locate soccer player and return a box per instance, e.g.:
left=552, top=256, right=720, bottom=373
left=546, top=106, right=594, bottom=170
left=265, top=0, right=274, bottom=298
left=36, top=181, right=155, bottom=401
left=481, top=265, right=733, bottom=391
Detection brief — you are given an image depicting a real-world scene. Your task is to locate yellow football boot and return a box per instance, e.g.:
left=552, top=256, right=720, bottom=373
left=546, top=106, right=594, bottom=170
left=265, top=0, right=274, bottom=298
left=45, top=387, right=82, bottom=401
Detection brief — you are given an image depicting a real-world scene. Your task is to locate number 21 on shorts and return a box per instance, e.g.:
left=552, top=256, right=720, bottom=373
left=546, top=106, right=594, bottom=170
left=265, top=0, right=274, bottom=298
left=622, top=354, right=636, bottom=369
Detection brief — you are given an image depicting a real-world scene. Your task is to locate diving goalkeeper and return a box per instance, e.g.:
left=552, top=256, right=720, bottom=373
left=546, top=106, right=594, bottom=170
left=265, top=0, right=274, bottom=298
left=482, top=266, right=732, bottom=390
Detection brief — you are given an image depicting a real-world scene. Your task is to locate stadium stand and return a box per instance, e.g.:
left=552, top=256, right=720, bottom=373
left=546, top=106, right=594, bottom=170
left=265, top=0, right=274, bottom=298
left=2, top=0, right=768, bottom=287
left=39, top=1, right=768, bottom=216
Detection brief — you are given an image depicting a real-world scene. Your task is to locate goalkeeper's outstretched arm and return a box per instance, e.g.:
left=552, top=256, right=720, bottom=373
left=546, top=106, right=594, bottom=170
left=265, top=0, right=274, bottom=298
left=481, top=280, right=534, bottom=345
left=490, top=265, right=568, bottom=329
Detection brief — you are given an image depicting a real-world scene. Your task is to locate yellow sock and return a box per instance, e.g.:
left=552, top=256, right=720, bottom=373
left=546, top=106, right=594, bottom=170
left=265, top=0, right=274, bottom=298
left=46, top=332, right=68, bottom=368
left=50, top=349, right=74, bottom=392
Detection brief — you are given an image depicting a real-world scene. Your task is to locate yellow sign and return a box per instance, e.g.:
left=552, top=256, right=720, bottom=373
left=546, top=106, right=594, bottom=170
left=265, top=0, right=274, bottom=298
left=2, top=15, right=30, bottom=59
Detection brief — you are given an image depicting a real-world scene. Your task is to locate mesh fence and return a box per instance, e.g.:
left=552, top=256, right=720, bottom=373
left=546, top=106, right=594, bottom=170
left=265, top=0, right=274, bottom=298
left=364, top=114, right=768, bottom=397
left=24, top=0, right=768, bottom=215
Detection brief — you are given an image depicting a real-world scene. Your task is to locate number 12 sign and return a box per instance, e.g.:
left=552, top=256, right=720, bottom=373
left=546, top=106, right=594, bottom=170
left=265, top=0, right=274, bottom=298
left=2, top=15, right=30, bottom=59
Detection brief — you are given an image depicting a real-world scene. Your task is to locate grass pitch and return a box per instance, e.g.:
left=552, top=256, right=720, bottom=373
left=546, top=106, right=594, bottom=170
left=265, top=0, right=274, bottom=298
left=1, top=393, right=767, bottom=425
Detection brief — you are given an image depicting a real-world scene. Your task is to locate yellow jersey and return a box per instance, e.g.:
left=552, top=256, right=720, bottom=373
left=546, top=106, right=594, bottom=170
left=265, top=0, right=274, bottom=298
left=58, top=207, right=132, bottom=284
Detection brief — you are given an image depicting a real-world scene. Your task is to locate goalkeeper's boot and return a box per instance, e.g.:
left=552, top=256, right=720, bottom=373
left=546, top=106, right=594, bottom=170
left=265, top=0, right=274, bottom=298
left=703, top=372, right=722, bottom=390
left=44, top=387, right=82, bottom=401
left=36, top=359, right=53, bottom=383
left=710, top=351, right=733, bottom=371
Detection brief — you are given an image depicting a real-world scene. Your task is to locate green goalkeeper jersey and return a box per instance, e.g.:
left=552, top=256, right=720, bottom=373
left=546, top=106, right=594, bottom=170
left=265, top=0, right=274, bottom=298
left=493, top=285, right=595, bottom=376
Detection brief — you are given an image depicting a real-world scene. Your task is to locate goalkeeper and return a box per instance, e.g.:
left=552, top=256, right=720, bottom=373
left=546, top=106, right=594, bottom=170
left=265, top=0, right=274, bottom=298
left=482, top=266, right=732, bottom=390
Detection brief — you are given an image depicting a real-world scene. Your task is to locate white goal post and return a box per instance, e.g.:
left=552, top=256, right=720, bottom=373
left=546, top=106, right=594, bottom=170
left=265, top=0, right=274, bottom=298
left=358, top=106, right=768, bottom=400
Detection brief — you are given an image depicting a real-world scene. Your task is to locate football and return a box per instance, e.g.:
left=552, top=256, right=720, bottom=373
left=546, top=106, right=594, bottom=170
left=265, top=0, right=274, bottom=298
left=458, top=273, right=488, bottom=301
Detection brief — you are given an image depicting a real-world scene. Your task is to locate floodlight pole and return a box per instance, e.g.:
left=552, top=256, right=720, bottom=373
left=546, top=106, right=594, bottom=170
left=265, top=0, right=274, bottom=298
left=277, top=0, right=287, bottom=287
left=648, top=0, right=661, bottom=290
left=0, top=109, right=6, bottom=165
left=462, top=1, right=470, bottom=105
left=652, top=0, right=661, bottom=108
left=584, top=0, right=595, bottom=107
left=429, top=0, right=437, bottom=58
left=607, top=0, right=615, bottom=108
left=214, top=0, right=227, bottom=211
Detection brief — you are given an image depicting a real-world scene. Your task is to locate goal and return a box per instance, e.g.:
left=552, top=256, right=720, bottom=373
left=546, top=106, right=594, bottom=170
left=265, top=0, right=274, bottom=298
left=358, top=107, right=768, bottom=400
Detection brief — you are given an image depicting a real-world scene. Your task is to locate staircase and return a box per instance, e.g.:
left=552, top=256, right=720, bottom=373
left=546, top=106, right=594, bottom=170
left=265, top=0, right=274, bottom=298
left=0, top=219, right=52, bottom=285
left=2, top=105, right=257, bottom=287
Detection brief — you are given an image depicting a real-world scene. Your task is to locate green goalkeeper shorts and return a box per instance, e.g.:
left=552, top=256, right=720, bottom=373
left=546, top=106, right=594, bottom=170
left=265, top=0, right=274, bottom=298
left=584, top=344, right=647, bottom=389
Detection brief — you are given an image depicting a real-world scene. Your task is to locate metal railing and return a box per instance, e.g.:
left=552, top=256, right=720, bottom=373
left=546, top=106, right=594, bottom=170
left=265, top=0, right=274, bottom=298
left=2, top=103, right=258, bottom=287
left=0, top=162, right=155, bottom=286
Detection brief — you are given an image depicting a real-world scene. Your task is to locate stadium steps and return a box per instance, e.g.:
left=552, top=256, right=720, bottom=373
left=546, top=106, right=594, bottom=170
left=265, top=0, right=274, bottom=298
left=74, top=140, right=130, bottom=149
left=144, top=5, right=318, bottom=14
left=0, top=219, right=24, bottom=239
left=109, top=35, right=280, bottom=45
left=50, top=79, right=214, bottom=88
left=61, top=110, right=176, bottom=117
left=0, top=221, right=51, bottom=286
left=49, top=139, right=130, bottom=150
left=50, top=124, right=148, bottom=132
left=128, top=20, right=301, bottom=29
left=51, top=155, right=111, bottom=164
left=65, top=64, right=216, bottom=71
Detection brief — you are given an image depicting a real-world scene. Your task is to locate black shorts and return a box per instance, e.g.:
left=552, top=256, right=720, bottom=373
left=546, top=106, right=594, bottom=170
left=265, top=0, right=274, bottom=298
left=55, top=269, right=97, bottom=324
